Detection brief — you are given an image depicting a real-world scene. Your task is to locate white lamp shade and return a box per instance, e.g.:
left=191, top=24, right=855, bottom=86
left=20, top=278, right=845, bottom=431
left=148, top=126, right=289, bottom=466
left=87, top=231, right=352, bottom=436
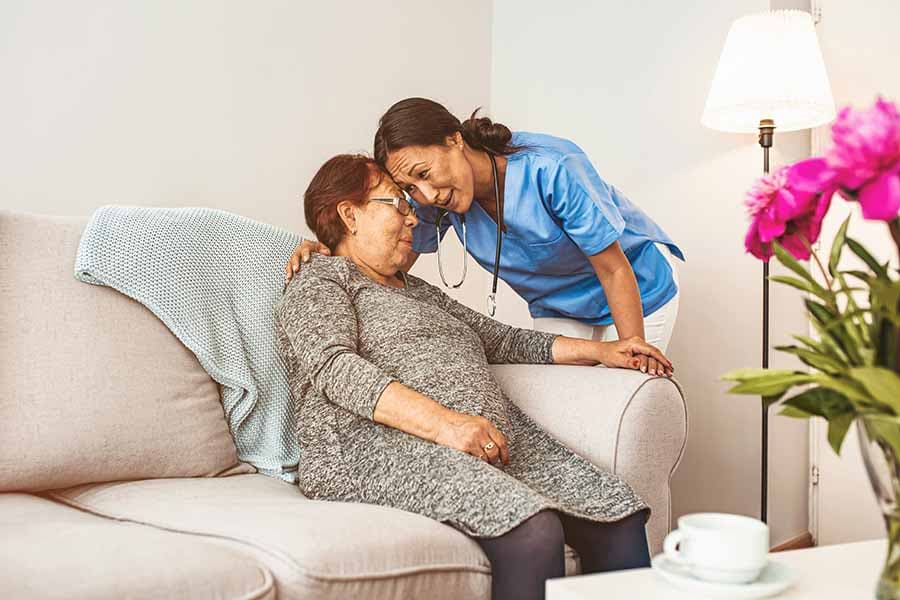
left=702, top=10, right=835, bottom=133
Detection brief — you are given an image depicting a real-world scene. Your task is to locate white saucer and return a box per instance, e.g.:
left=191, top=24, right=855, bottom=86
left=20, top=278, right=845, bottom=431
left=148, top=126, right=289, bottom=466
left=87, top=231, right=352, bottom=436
left=651, top=554, right=796, bottom=599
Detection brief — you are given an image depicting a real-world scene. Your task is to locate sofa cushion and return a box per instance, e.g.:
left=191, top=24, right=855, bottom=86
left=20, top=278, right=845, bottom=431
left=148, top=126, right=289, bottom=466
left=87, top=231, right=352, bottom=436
left=48, top=474, right=493, bottom=600
left=0, top=210, right=253, bottom=492
left=0, top=493, right=275, bottom=599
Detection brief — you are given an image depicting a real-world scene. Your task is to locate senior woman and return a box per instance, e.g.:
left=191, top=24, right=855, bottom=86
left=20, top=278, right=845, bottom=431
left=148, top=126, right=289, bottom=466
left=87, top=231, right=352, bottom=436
left=276, top=154, right=673, bottom=600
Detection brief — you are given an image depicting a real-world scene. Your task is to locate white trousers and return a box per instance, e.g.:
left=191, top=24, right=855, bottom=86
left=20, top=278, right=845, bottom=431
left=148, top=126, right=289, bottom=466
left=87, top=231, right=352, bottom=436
left=533, top=244, right=680, bottom=353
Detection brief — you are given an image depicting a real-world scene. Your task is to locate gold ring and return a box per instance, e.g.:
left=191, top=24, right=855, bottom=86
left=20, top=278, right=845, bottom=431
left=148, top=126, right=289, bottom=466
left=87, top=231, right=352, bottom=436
left=483, top=442, right=495, bottom=452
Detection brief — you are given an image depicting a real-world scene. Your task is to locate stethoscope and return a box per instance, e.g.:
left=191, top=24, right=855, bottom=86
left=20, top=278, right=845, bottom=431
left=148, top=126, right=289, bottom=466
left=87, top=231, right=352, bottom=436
left=436, top=153, right=503, bottom=317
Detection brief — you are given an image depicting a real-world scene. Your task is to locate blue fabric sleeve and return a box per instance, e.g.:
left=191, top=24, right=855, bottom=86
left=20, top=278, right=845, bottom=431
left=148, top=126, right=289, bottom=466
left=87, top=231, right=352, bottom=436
left=547, top=154, right=626, bottom=256
left=411, top=202, right=451, bottom=254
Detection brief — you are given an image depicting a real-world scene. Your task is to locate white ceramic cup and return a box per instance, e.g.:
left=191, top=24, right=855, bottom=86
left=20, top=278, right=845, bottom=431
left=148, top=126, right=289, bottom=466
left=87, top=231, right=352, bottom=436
left=663, top=513, right=769, bottom=584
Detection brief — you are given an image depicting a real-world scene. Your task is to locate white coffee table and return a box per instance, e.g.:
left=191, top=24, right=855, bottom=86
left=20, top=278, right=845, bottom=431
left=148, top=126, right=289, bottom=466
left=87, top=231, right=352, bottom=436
left=547, top=538, right=885, bottom=599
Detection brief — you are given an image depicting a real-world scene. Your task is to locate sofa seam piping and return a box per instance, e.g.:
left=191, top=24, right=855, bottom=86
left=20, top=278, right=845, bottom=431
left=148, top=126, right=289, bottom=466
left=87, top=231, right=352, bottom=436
left=41, top=492, right=492, bottom=584
left=612, top=376, right=688, bottom=536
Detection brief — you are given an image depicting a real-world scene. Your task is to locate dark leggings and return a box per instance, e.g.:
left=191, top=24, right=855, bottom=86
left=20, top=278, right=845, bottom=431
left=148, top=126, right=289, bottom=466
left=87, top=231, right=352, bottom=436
left=474, top=509, right=651, bottom=600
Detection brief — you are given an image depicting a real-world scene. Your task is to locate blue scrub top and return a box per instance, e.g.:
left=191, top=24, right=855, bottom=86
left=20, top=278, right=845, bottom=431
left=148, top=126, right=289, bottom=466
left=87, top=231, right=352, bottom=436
left=411, top=132, right=685, bottom=326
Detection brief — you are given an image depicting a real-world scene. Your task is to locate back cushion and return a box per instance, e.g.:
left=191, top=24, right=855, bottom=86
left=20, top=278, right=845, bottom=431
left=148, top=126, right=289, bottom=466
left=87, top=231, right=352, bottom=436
left=0, top=210, right=253, bottom=491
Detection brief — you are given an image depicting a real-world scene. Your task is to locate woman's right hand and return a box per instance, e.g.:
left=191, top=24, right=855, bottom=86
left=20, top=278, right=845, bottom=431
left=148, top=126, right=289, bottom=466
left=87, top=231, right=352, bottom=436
left=601, top=336, right=674, bottom=377
left=432, top=411, right=510, bottom=467
left=284, top=239, right=332, bottom=283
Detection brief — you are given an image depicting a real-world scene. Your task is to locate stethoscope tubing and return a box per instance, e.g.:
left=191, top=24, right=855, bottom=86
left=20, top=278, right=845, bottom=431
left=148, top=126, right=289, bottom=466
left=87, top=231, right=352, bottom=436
left=436, top=210, right=467, bottom=288
left=436, top=153, right=503, bottom=316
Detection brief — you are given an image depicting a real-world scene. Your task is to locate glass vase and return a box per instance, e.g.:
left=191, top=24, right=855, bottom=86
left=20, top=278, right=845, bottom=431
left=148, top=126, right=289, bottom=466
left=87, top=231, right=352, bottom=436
left=859, top=417, right=900, bottom=600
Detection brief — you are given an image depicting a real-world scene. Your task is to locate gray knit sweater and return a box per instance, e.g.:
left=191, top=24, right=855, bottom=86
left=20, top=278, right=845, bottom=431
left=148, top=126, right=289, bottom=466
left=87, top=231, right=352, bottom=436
left=274, top=255, right=647, bottom=537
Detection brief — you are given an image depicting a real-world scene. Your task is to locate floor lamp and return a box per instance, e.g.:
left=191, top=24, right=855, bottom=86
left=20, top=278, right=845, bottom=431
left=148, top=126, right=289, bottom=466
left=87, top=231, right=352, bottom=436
left=701, top=10, right=835, bottom=524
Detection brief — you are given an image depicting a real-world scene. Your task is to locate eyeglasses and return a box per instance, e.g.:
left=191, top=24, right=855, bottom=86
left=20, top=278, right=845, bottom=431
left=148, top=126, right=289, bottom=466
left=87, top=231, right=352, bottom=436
left=369, top=196, right=417, bottom=217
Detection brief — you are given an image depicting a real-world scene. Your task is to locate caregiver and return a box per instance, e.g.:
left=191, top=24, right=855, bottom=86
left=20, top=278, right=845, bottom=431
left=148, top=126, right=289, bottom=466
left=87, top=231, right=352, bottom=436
left=286, top=97, right=684, bottom=375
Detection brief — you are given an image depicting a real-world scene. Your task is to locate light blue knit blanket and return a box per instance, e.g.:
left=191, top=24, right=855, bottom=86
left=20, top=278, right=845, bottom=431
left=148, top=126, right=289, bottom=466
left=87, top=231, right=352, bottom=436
left=75, top=206, right=302, bottom=482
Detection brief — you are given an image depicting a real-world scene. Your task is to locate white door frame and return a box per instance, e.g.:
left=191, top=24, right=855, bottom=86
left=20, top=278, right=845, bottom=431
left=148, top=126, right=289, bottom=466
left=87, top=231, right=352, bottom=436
left=807, top=2, right=824, bottom=544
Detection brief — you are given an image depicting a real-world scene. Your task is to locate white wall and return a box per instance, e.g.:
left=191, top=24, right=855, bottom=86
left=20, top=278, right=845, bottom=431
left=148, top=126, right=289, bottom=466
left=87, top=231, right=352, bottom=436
left=809, top=0, right=900, bottom=545
left=2, top=0, right=845, bottom=549
left=491, top=0, right=812, bottom=547
left=0, top=0, right=492, bottom=305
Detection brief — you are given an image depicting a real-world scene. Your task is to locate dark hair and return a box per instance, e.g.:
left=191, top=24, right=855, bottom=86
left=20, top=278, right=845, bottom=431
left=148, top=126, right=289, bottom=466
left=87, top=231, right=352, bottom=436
left=303, top=154, right=384, bottom=251
left=373, top=97, right=522, bottom=166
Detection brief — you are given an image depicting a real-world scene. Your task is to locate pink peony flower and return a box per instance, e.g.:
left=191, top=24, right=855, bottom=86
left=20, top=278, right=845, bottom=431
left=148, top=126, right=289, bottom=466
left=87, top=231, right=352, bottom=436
left=744, top=159, right=836, bottom=261
left=826, top=97, right=900, bottom=221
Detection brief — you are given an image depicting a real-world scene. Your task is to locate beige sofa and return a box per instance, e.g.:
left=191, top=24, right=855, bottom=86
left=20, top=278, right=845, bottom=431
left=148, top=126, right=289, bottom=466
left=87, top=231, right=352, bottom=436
left=0, top=209, right=688, bottom=599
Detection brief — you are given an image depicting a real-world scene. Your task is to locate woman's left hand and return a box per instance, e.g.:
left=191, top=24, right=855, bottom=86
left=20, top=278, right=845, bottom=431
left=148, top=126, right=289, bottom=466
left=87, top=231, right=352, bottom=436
left=599, top=336, right=674, bottom=377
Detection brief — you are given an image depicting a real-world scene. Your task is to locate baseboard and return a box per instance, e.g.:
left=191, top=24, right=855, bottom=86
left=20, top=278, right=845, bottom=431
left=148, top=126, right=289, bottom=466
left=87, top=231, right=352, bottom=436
left=771, top=531, right=814, bottom=552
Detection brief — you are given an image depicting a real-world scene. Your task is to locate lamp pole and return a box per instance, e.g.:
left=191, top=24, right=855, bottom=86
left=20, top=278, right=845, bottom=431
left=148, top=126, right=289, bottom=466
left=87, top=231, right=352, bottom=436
left=758, top=117, right=774, bottom=525
left=703, top=9, right=834, bottom=530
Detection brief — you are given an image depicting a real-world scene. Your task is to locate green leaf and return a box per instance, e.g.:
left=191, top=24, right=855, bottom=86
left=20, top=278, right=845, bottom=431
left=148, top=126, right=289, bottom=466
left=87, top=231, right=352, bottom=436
left=823, top=308, right=869, bottom=327
left=726, top=373, right=817, bottom=396
left=847, top=237, right=889, bottom=278
left=774, top=345, right=847, bottom=374
left=822, top=308, right=869, bottom=350
left=849, top=367, right=900, bottom=413
left=763, top=394, right=785, bottom=408
left=833, top=271, right=872, bottom=348
left=862, top=414, right=900, bottom=463
left=844, top=270, right=875, bottom=285
left=779, top=387, right=856, bottom=455
left=812, top=374, right=871, bottom=405
left=870, top=278, right=900, bottom=323
left=791, top=335, right=852, bottom=367
left=805, top=299, right=863, bottom=365
left=792, top=335, right=827, bottom=353
left=828, top=215, right=851, bottom=277
left=876, top=318, right=898, bottom=370
left=805, top=298, right=836, bottom=325
left=827, top=412, right=856, bottom=455
left=773, top=241, right=817, bottom=285
left=780, top=387, right=854, bottom=419
left=769, top=275, right=832, bottom=302
left=721, top=368, right=795, bottom=381
left=779, top=405, right=815, bottom=418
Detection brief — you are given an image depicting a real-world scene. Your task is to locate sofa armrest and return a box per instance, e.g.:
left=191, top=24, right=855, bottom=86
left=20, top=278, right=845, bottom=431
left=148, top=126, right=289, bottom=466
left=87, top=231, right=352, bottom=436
left=489, top=364, right=687, bottom=555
